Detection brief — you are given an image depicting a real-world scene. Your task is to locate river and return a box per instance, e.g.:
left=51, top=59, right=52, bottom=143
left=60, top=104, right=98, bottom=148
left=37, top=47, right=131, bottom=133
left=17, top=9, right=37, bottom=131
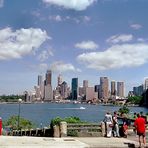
left=0, top=103, right=148, bottom=127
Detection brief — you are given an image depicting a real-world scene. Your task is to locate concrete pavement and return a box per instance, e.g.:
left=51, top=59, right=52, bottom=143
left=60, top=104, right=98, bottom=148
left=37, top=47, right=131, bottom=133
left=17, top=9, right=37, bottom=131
left=0, top=136, right=142, bottom=148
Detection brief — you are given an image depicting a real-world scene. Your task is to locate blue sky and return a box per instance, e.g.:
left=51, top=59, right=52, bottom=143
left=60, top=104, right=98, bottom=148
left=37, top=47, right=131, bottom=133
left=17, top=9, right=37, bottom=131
left=0, top=0, right=148, bottom=95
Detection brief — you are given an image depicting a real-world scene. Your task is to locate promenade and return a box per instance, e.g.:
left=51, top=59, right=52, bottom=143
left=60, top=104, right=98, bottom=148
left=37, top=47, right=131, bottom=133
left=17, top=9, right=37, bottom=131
left=0, top=136, right=142, bottom=148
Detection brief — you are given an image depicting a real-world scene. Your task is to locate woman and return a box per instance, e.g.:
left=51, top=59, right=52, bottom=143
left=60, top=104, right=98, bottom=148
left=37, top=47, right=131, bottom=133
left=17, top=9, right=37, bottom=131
left=103, top=112, right=113, bottom=137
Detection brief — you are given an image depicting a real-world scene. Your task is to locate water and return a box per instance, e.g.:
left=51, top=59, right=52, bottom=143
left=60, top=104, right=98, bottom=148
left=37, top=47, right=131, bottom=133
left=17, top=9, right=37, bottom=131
left=0, top=103, right=148, bottom=127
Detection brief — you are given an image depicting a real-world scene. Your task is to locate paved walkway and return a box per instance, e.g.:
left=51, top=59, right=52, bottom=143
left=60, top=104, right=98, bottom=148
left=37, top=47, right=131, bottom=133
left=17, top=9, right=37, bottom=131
left=0, top=136, right=142, bottom=148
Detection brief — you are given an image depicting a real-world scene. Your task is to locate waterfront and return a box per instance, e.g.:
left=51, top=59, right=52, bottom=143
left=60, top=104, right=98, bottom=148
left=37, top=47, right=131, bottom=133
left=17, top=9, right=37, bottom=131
left=0, top=103, right=148, bottom=127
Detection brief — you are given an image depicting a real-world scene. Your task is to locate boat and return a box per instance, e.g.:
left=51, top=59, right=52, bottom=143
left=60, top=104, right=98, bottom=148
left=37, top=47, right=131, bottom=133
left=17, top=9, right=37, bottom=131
left=80, top=106, right=85, bottom=110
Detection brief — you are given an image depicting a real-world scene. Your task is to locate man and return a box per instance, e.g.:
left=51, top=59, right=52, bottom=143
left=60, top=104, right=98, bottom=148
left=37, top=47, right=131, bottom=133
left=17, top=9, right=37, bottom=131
left=112, top=111, right=120, bottom=137
left=134, top=113, right=146, bottom=147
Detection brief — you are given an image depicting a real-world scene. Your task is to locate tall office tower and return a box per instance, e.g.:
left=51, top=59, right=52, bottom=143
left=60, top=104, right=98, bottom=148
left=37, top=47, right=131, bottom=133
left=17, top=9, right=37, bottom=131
left=45, top=70, right=52, bottom=85
left=58, top=74, right=63, bottom=86
left=83, top=80, right=88, bottom=88
left=145, top=78, right=148, bottom=90
left=111, top=81, right=116, bottom=96
left=44, top=70, right=53, bottom=101
left=71, top=78, right=78, bottom=100
left=61, top=81, right=68, bottom=99
left=94, top=85, right=100, bottom=99
left=83, top=80, right=88, bottom=98
left=38, top=75, right=43, bottom=86
left=100, top=77, right=109, bottom=101
left=37, top=75, right=44, bottom=100
left=117, top=81, right=124, bottom=97
left=133, top=84, right=144, bottom=96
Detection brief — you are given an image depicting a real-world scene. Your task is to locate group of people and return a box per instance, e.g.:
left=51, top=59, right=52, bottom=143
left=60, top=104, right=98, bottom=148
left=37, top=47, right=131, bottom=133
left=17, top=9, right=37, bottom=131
left=103, top=111, right=146, bottom=147
left=103, top=111, right=125, bottom=138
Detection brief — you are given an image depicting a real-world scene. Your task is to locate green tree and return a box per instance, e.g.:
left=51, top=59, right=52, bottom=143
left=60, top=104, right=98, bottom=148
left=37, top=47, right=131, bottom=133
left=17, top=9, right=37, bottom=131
left=126, top=96, right=142, bottom=105
left=118, top=106, right=130, bottom=114
left=3, top=115, right=35, bottom=130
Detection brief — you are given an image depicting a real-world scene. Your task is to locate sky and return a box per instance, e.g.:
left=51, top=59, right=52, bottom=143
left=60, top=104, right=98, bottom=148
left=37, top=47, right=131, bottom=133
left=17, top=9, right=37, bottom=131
left=0, top=0, right=148, bottom=95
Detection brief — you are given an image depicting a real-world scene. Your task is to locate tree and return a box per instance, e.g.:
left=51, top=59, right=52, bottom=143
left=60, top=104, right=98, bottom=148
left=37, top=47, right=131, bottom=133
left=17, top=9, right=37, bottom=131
left=3, top=115, right=35, bottom=130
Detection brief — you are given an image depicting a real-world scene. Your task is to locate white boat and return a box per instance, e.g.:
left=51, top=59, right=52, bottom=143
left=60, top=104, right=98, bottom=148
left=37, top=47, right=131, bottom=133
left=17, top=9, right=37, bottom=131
left=80, top=106, right=85, bottom=110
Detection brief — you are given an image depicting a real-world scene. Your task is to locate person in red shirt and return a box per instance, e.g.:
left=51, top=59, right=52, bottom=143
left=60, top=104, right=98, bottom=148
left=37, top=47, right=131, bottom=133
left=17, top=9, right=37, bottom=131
left=134, top=113, right=146, bottom=147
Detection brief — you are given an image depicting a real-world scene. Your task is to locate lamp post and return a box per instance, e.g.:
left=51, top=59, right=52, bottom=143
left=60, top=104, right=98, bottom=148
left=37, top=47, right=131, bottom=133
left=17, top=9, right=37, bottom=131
left=18, top=98, right=22, bottom=131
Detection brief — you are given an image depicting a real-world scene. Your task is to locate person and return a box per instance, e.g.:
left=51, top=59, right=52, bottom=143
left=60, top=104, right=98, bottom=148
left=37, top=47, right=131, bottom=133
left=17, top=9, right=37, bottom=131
left=122, top=121, right=128, bottom=138
left=103, top=112, right=113, bottom=138
left=112, top=111, right=120, bottom=137
left=134, top=113, right=146, bottom=147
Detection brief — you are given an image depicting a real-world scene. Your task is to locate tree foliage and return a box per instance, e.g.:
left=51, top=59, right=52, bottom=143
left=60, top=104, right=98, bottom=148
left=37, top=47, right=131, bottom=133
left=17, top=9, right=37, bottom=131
left=126, top=96, right=142, bottom=104
left=3, top=115, right=35, bottom=130
left=118, top=106, right=130, bottom=114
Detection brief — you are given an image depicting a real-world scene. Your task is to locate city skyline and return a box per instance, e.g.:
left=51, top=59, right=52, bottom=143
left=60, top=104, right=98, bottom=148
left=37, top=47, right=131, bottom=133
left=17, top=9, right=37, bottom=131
left=0, top=0, right=148, bottom=95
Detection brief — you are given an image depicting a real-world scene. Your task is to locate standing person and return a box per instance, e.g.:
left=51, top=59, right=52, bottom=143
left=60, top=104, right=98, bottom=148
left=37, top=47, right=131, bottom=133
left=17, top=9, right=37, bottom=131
left=103, top=112, right=113, bottom=138
left=113, top=111, right=120, bottom=137
left=134, top=113, right=146, bottom=147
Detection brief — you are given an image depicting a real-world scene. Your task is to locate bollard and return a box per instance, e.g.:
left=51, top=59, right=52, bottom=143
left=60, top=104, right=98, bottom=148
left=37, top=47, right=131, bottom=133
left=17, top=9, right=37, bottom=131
left=53, top=125, right=60, bottom=137
left=60, top=121, right=67, bottom=137
left=0, top=117, right=2, bottom=136
left=101, top=121, right=106, bottom=137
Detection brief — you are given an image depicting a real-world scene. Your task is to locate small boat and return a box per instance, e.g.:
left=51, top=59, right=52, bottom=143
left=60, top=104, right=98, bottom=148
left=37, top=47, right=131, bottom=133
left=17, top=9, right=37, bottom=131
left=80, top=106, right=85, bottom=110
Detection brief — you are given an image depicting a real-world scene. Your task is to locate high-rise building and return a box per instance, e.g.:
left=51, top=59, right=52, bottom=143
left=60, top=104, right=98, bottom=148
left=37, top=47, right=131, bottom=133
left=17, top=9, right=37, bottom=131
left=83, top=80, right=88, bottom=88
left=100, top=77, right=109, bottom=101
left=145, top=78, right=148, bottom=90
left=133, top=84, right=144, bottom=96
left=58, top=74, right=63, bottom=86
left=45, top=70, right=52, bottom=85
left=117, top=81, right=124, bottom=97
left=44, top=70, right=53, bottom=101
left=71, top=78, right=78, bottom=100
left=111, top=81, right=116, bottom=96
left=61, top=81, right=68, bottom=99
left=38, top=75, right=43, bottom=86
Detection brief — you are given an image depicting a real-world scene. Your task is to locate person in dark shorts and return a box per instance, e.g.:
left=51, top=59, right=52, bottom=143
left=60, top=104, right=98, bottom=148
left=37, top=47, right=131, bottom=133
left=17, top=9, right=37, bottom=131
left=134, top=113, right=146, bottom=147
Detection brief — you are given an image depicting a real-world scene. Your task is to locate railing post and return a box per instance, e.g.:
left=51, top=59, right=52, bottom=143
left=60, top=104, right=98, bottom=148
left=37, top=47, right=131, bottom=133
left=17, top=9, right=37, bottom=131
left=60, top=121, right=67, bottom=137
left=53, top=125, right=60, bottom=137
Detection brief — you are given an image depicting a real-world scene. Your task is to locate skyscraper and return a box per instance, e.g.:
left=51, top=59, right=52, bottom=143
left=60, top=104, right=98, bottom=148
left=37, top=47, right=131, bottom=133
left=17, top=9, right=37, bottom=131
left=145, top=78, right=148, bottom=90
left=83, top=80, right=88, bottom=88
left=100, top=77, right=109, bottom=101
left=71, top=78, right=78, bottom=100
left=117, top=81, right=124, bottom=97
left=111, top=81, right=116, bottom=96
left=45, top=70, right=52, bottom=85
left=58, top=74, right=63, bottom=86
left=38, top=75, right=43, bottom=86
left=44, top=70, right=53, bottom=101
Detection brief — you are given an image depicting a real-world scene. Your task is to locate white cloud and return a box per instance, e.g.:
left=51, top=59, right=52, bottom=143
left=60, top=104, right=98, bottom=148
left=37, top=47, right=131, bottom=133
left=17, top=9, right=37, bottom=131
left=106, top=34, right=133, bottom=44
left=49, top=15, right=62, bottom=22
left=38, top=49, right=53, bottom=62
left=77, top=43, right=148, bottom=70
left=50, top=61, right=80, bottom=73
left=130, top=24, right=142, bottom=30
left=42, top=0, right=96, bottom=11
left=0, top=0, right=4, bottom=8
left=0, top=27, right=49, bottom=60
left=75, top=41, right=99, bottom=50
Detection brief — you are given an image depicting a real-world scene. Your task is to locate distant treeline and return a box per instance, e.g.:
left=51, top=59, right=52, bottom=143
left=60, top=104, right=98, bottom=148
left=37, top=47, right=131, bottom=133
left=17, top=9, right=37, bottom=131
left=0, top=95, right=24, bottom=102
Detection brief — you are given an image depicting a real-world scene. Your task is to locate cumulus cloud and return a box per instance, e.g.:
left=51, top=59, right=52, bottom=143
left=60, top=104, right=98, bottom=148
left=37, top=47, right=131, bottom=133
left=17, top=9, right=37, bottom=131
left=50, top=61, right=80, bottom=73
left=37, top=49, right=53, bottom=62
left=106, top=34, right=133, bottom=44
left=42, top=0, right=96, bottom=11
left=0, top=27, right=49, bottom=60
left=77, top=43, right=148, bottom=70
left=0, top=0, right=4, bottom=8
left=49, top=15, right=62, bottom=22
left=130, top=24, right=142, bottom=30
left=75, top=41, right=99, bottom=50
